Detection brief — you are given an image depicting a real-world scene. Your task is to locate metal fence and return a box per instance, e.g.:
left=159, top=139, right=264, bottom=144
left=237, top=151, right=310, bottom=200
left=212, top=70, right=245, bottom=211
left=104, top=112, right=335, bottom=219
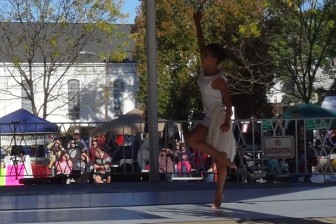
left=1, top=117, right=336, bottom=185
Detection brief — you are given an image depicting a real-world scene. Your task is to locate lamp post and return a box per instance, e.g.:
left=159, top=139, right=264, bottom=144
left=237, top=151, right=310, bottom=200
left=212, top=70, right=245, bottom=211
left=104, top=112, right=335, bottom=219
left=79, top=51, right=110, bottom=121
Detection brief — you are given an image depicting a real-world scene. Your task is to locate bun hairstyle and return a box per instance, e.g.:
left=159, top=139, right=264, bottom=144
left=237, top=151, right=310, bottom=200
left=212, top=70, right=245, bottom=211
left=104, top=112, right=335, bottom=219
left=205, top=43, right=226, bottom=63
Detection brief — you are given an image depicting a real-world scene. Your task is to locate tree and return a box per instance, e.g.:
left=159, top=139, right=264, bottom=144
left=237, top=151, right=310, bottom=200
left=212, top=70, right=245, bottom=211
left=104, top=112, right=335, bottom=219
left=203, top=0, right=275, bottom=118
left=0, top=0, right=129, bottom=119
left=134, top=0, right=201, bottom=120
left=266, top=0, right=336, bottom=104
left=134, top=0, right=274, bottom=120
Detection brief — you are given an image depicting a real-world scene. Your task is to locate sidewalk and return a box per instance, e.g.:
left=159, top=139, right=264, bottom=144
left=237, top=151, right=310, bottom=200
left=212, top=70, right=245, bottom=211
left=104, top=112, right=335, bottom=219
left=0, top=182, right=335, bottom=223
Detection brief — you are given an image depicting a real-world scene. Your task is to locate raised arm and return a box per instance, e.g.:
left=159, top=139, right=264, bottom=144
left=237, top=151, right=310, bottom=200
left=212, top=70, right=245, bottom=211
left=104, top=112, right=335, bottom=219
left=193, top=9, right=205, bottom=54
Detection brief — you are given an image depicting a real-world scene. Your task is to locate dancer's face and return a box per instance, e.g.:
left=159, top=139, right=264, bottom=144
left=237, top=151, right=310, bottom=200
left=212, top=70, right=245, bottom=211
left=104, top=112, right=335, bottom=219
left=201, top=48, right=217, bottom=66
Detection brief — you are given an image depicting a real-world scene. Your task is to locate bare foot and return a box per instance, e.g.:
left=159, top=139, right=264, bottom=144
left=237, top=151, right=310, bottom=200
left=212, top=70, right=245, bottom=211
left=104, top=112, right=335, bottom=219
left=211, top=193, right=224, bottom=209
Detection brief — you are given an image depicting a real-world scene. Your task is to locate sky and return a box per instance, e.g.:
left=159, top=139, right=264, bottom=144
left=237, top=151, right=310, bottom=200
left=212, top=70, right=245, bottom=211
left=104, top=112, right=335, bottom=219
left=121, top=0, right=141, bottom=24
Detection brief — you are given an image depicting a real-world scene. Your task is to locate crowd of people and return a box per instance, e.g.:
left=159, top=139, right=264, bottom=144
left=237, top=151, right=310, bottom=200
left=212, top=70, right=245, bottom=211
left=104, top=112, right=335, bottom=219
left=137, top=136, right=209, bottom=177
left=45, top=125, right=215, bottom=185
left=47, top=129, right=112, bottom=184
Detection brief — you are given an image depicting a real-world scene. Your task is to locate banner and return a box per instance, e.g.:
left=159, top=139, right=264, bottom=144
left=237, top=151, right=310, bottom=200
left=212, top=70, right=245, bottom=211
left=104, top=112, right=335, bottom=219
left=0, top=134, right=55, bottom=146
left=0, top=155, right=33, bottom=186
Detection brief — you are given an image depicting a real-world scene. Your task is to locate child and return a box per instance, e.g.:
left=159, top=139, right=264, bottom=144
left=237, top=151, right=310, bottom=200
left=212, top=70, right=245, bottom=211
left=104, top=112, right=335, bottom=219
left=55, top=151, right=72, bottom=175
left=177, top=143, right=192, bottom=176
left=185, top=8, right=237, bottom=209
left=93, top=148, right=112, bottom=183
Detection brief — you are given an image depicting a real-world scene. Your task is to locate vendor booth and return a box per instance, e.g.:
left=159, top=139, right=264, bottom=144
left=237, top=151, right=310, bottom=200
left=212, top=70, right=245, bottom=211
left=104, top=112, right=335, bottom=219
left=88, top=109, right=174, bottom=171
left=89, top=108, right=167, bottom=136
left=0, top=109, right=59, bottom=185
left=263, top=103, right=336, bottom=131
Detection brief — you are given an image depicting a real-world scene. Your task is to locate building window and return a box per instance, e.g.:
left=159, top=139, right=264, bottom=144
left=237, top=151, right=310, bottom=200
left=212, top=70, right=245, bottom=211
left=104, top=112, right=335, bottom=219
left=114, top=79, right=124, bottom=117
left=68, top=79, right=80, bottom=120
left=21, top=80, right=32, bottom=112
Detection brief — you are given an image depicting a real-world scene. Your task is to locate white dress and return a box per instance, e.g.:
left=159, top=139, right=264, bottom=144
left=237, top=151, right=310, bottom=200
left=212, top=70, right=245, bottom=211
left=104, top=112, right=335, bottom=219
left=197, top=71, right=236, bottom=162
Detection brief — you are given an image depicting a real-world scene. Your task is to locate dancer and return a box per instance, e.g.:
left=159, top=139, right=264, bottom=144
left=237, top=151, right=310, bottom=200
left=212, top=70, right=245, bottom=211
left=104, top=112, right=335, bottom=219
left=186, top=8, right=237, bottom=209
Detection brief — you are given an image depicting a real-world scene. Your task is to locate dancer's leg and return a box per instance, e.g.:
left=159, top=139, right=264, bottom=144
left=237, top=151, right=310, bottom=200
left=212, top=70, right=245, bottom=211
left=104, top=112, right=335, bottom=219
left=186, top=125, right=236, bottom=169
left=186, top=125, right=234, bottom=208
left=212, top=162, right=227, bottom=209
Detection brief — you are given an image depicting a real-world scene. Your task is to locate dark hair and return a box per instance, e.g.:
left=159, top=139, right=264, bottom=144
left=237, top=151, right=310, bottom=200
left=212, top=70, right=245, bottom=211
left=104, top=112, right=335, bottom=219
left=205, top=43, right=226, bottom=63
left=60, top=151, right=68, bottom=160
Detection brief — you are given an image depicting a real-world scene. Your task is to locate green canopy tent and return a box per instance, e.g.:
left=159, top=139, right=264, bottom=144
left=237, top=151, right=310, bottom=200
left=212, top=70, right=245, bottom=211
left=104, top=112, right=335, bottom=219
left=263, top=103, right=336, bottom=131
left=285, top=103, right=336, bottom=118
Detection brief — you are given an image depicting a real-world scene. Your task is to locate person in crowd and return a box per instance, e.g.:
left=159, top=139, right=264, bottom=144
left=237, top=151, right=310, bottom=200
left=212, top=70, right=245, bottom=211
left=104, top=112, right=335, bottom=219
left=137, top=138, right=150, bottom=171
left=67, top=139, right=88, bottom=183
left=47, top=138, right=64, bottom=175
left=316, top=154, right=336, bottom=173
left=54, top=151, right=73, bottom=184
left=55, top=151, right=73, bottom=176
left=68, top=129, right=88, bottom=151
left=310, top=153, right=336, bottom=183
left=185, top=7, right=237, bottom=209
left=138, top=134, right=163, bottom=171
left=89, top=138, right=100, bottom=164
left=286, top=110, right=315, bottom=182
left=286, top=110, right=304, bottom=139
left=245, top=111, right=263, bottom=145
left=159, top=148, right=174, bottom=174
left=173, top=141, right=182, bottom=155
left=326, top=129, right=336, bottom=148
left=169, top=141, right=181, bottom=175
left=160, top=119, right=181, bottom=149
left=171, top=141, right=182, bottom=164
left=205, top=162, right=218, bottom=182
left=80, top=151, right=90, bottom=178
left=176, top=143, right=192, bottom=176
left=286, top=110, right=302, bottom=179
left=193, top=151, right=210, bottom=172
left=93, top=147, right=112, bottom=183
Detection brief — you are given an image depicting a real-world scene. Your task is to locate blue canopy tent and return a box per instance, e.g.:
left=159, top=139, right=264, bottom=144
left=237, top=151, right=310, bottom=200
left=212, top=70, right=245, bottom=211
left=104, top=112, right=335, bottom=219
left=0, top=109, right=58, bottom=134
left=0, top=109, right=59, bottom=151
left=0, top=110, right=59, bottom=180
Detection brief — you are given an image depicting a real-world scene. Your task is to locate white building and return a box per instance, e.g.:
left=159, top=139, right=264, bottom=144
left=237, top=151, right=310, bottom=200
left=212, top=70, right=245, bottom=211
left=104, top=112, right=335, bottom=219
left=267, top=67, right=335, bottom=105
left=0, top=24, right=138, bottom=123
left=267, top=78, right=285, bottom=104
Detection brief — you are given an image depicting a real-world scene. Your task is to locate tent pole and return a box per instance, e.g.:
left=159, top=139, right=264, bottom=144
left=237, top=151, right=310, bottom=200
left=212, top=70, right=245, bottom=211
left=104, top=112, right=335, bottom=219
left=146, top=0, right=159, bottom=182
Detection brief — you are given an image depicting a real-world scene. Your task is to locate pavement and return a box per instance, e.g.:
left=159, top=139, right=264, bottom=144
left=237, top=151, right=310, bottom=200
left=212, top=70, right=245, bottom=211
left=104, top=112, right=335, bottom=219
left=0, top=181, right=335, bottom=224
